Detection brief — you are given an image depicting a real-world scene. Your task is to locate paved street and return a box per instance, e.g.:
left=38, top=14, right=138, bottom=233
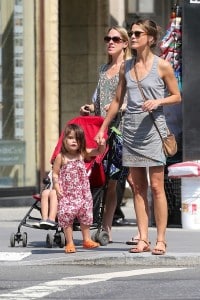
left=0, top=197, right=200, bottom=267
left=1, top=197, right=200, bottom=299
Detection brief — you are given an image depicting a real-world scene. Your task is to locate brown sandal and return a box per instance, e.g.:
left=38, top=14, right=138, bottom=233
left=152, top=241, right=167, bottom=255
left=129, top=239, right=151, bottom=253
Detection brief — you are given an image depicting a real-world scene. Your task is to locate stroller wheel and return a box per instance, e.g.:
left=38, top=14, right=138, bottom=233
left=46, top=233, right=54, bottom=248
left=91, top=231, right=98, bottom=242
left=98, top=231, right=109, bottom=246
left=22, top=232, right=28, bottom=247
left=59, top=232, right=66, bottom=248
left=10, top=232, right=16, bottom=247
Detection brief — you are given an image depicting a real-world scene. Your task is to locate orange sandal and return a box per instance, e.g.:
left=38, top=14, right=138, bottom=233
left=65, top=243, right=76, bottom=253
left=129, top=239, right=151, bottom=253
left=83, top=240, right=100, bottom=249
left=152, top=241, right=167, bottom=255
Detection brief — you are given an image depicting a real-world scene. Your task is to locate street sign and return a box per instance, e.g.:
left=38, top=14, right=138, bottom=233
left=0, top=140, right=25, bottom=166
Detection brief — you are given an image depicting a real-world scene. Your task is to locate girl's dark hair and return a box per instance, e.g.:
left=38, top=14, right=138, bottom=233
left=130, top=19, right=161, bottom=49
left=61, top=123, right=86, bottom=155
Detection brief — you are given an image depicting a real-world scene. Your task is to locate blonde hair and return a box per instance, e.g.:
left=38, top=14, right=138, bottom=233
left=106, top=26, right=132, bottom=64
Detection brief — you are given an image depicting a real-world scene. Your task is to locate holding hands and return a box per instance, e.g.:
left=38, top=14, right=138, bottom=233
left=95, top=129, right=105, bottom=147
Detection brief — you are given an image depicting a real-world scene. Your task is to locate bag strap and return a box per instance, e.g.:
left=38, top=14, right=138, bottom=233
left=134, top=63, right=165, bottom=143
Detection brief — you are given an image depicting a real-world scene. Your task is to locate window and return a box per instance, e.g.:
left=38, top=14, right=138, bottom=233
left=0, top=0, right=36, bottom=190
left=127, top=0, right=154, bottom=14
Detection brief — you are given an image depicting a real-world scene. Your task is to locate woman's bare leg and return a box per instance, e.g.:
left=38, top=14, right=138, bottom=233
left=102, top=179, right=118, bottom=242
left=129, top=167, right=149, bottom=251
left=127, top=171, right=140, bottom=242
left=149, top=166, right=168, bottom=253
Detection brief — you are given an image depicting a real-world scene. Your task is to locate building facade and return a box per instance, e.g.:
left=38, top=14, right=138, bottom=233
left=0, top=0, right=173, bottom=198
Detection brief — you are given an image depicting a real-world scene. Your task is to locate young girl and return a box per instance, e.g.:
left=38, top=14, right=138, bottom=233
left=52, top=123, right=106, bottom=253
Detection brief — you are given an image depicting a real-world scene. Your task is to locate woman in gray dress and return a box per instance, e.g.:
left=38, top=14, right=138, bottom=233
left=95, top=19, right=181, bottom=255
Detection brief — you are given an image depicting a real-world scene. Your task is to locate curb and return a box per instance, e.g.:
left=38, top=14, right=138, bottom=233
left=18, top=253, right=200, bottom=267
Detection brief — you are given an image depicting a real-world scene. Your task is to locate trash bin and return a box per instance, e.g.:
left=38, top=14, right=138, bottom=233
left=150, top=152, right=182, bottom=227
left=164, top=176, right=181, bottom=227
left=168, top=160, right=200, bottom=229
left=164, top=152, right=182, bottom=227
left=181, top=177, right=200, bottom=229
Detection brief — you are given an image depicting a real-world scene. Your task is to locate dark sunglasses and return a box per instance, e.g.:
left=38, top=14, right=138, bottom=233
left=104, top=36, right=123, bottom=43
left=128, top=31, right=146, bottom=38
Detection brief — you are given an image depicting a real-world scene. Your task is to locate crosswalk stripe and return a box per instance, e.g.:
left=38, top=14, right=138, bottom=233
left=0, top=267, right=185, bottom=299
left=0, top=252, right=31, bottom=261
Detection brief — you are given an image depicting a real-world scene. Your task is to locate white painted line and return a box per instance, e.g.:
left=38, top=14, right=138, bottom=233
left=0, top=267, right=185, bottom=299
left=0, top=252, right=31, bottom=261
left=190, top=0, right=200, bottom=4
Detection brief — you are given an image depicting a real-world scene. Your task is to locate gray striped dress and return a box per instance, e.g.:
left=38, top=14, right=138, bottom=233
left=122, top=55, right=167, bottom=167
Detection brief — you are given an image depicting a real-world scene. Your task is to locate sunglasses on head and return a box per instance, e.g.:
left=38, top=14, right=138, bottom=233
left=128, top=31, right=146, bottom=38
left=104, top=36, right=123, bottom=43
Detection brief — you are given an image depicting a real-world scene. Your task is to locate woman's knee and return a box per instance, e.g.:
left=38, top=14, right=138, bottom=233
left=151, top=181, right=165, bottom=198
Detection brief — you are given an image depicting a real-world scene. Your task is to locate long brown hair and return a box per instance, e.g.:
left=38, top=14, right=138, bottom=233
left=130, top=19, right=161, bottom=50
left=61, top=123, right=86, bottom=155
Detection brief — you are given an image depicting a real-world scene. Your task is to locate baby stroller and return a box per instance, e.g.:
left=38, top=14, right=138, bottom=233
left=9, top=172, right=66, bottom=248
left=50, top=115, right=110, bottom=246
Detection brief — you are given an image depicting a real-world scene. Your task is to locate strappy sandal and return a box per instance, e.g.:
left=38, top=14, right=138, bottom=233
left=129, top=239, right=151, bottom=253
left=152, top=241, right=167, bottom=255
left=83, top=240, right=100, bottom=249
left=126, top=236, right=140, bottom=245
left=65, top=243, right=76, bottom=253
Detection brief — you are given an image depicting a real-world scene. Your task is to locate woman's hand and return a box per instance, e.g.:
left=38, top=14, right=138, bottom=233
left=104, top=104, right=110, bottom=112
left=80, top=104, right=94, bottom=115
left=142, top=99, right=160, bottom=112
left=80, top=104, right=90, bottom=116
left=95, top=130, right=105, bottom=146
left=97, top=138, right=106, bottom=154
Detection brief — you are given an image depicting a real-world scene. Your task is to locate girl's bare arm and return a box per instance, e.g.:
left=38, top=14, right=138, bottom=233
left=52, top=154, right=63, bottom=198
left=85, top=141, right=106, bottom=159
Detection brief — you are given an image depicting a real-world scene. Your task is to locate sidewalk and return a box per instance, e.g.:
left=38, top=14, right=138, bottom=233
left=0, top=198, right=200, bottom=266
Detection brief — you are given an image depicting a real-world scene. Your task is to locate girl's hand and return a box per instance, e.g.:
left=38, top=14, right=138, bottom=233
left=98, top=138, right=106, bottom=154
left=142, top=99, right=160, bottom=112
left=55, top=188, right=63, bottom=200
